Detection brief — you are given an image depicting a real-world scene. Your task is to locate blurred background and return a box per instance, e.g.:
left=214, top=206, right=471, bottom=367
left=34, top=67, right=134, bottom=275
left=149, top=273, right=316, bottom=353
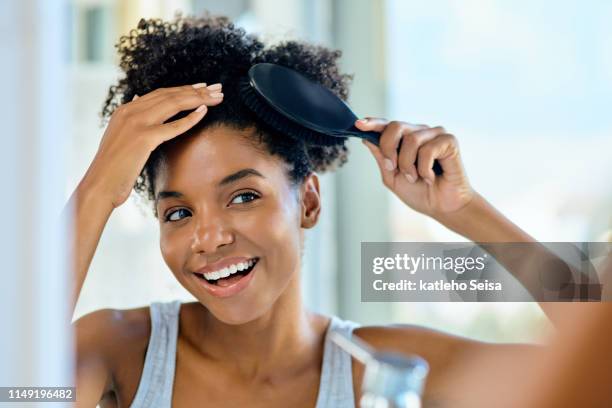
left=68, top=0, right=612, bottom=341
left=3, top=0, right=612, bottom=394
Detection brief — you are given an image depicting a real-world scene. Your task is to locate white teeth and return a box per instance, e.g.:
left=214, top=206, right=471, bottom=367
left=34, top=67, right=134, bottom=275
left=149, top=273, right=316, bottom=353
left=203, top=259, right=257, bottom=281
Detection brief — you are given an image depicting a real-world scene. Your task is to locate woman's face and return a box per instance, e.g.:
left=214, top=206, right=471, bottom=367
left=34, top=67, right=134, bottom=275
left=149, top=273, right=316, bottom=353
left=154, top=125, right=320, bottom=324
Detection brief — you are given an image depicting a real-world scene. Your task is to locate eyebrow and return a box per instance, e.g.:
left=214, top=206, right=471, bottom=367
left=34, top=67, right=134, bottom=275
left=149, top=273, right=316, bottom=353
left=155, top=168, right=265, bottom=203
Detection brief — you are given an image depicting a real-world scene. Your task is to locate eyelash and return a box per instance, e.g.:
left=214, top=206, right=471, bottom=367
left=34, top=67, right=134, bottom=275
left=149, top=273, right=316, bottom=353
left=163, top=191, right=261, bottom=223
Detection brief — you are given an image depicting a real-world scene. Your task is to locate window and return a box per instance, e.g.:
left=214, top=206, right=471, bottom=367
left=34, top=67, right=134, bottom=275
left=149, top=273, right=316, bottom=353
left=384, top=0, right=612, bottom=342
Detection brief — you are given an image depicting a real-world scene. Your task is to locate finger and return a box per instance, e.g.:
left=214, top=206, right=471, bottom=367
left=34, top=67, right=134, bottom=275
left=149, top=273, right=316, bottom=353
left=133, top=83, right=208, bottom=103
left=416, top=133, right=457, bottom=184
left=127, top=82, right=221, bottom=108
left=149, top=104, right=209, bottom=145
left=127, top=86, right=183, bottom=104
left=378, top=121, right=429, bottom=173
left=362, top=139, right=394, bottom=187
left=132, top=83, right=219, bottom=112
left=356, top=116, right=427, bottom=167
left=139, top=89, right=223, bottom=125
left=354, top=117, right=390, bottom=133
left=355, top=117, right=425, bottom=136
left=397, top=126, right=444, bottom=182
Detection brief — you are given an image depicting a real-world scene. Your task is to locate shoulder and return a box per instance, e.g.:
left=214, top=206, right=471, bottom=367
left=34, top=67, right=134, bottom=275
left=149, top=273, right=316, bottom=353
left=72, top=305, right=153, bottom=405
left=74, top=305, right=152, bottom=354
left=73, top=305, right=152, bottom=380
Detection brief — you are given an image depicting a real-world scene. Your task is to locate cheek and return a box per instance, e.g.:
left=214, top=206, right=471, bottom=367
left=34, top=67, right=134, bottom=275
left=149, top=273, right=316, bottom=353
left=159, top=229, right=185, bottom=272
left=255, top=198, right=302, bottom=271
left=242, top=194, right=300, bottom=246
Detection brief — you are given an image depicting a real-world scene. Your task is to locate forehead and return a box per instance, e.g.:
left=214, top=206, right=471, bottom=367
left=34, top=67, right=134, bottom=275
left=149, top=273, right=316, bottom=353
left=154, top=125, right=288, bottom=193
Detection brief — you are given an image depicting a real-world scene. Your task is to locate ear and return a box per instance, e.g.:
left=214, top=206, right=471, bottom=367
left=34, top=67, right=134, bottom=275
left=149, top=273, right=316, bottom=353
left=300, top=172, right=321, bottom=229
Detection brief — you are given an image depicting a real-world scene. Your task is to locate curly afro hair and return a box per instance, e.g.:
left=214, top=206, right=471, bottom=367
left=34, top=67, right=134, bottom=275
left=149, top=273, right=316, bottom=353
left=101, top=13, right=354, bottom=217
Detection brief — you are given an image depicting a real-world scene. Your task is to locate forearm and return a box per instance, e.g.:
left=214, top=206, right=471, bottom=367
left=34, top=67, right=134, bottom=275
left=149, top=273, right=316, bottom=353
left=63, top=178, right=114, bottom=316
left=434, top=192, right=570, bottom=326
left=434, top=192, right=534, bottom=243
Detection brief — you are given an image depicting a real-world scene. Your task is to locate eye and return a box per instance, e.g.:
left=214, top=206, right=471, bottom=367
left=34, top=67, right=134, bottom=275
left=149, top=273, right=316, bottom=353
left=230, top=191, right=260, bottom=205
left=164, top=208, right=191, bottom=222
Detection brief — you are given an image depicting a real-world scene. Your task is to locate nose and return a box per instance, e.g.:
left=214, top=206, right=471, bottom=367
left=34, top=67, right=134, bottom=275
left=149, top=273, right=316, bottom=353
left=190, top=217, right=234, bottom=254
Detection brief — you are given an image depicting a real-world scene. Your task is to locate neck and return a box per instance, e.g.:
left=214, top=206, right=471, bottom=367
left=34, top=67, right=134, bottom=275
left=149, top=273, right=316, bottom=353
left=184, top=272, right=330, bottom=382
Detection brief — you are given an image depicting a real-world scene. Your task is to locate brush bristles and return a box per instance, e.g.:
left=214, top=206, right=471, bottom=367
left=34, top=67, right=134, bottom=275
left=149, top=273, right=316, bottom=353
left=238, top=77, right=347, bottom=147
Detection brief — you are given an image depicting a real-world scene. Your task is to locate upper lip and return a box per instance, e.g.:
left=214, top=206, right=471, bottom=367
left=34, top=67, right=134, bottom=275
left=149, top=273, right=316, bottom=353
left=193, top=256, right=257, bottom=275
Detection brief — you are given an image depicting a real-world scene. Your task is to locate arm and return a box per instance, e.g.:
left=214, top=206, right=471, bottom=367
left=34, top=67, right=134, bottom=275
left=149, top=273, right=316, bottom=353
left=64, top=179, right=114, bottom=314
left=357, top=118, right=573, bottom=326
left=67, top=84, right=222, bottom=317
left=434, top=192, right=584, bottom=324
left=66, top=83, right=224, bottom=405
left=72, top=309, right=117, bottom=408
left=436, top=263, right=612, bottom=407
left=355, top=324, right=541, bottom=407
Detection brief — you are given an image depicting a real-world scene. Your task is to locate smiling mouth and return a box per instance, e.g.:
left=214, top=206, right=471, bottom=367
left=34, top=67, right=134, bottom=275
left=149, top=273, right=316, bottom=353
left=195, top=258, right=259, bottom=286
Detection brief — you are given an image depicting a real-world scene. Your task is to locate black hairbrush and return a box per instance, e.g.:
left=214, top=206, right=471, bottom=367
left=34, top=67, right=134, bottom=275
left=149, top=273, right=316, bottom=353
left=238, top=63, right=443, bottom=175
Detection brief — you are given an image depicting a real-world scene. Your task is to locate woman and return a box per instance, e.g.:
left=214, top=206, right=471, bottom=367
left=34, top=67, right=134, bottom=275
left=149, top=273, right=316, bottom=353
left=69, top=15, right=546, bottom=407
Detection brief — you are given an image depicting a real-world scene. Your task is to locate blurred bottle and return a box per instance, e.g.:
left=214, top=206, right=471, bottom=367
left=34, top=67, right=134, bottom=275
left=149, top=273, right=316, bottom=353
left=330, top=331, right=429, bottom=408
left=359, top=352, right=429, bottom=408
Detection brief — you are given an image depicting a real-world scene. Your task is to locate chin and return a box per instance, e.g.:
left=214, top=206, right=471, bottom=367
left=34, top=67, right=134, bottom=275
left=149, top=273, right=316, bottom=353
left=204, top=300, right=272, bottom=325
left=182, top=257, right=297, bottom=325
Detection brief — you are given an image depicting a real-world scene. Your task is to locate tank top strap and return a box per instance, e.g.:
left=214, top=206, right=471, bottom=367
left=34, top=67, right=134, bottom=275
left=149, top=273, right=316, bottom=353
left=316, top=315, right=362, bottom=408
left=129, top=300, right=181, bottom=408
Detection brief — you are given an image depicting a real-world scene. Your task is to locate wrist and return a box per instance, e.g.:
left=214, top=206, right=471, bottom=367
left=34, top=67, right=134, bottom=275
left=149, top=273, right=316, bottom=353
left=432, top=191, right=486, bottom=238
left=75, top=173, right=116, bottom=215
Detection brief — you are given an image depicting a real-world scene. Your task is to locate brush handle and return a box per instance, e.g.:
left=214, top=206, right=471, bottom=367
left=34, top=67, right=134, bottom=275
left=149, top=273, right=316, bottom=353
left=358, top=129, right=444, bottom=176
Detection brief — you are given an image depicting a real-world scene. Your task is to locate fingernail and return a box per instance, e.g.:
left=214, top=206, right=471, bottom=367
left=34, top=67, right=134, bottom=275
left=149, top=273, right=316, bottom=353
left=206, top=83, right=222, bottom=91
left=192, top=82, right=207, bottom=89
left=384, top=158, right=395, bottom=171
left=404, top=173, right=415, bottom=183
left=195, top=104, right=207, bottom=113
left=210, top=92, right=224, bottom=98
left=358, top=118, right=368, bottom=124
left=132, top=94, right=139, bottom=101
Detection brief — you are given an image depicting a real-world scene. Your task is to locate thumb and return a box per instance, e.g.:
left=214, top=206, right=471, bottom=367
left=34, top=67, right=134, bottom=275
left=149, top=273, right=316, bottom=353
left=362, top=139, right=394, bottom=186
left=355, top=117, right=389, bottom=133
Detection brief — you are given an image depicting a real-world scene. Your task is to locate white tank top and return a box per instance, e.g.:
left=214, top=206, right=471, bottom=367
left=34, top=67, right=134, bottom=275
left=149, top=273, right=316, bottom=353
left=128, top=300, right=361, bottom=407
